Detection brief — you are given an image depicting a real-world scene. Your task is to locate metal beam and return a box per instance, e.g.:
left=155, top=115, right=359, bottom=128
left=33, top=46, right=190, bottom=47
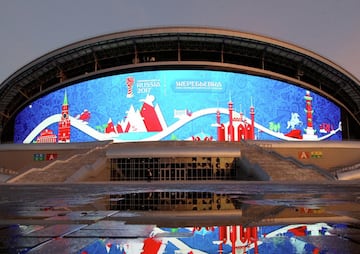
left=16, top=88, right=29, bottom=99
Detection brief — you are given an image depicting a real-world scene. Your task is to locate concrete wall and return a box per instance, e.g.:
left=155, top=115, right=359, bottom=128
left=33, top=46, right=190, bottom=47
left=0, top=142, right=106, bottom=173
left=1, top=141, right=359, bottom=174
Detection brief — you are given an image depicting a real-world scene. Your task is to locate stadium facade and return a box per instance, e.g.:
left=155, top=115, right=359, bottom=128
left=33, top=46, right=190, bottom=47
left=2, top=27, right=360, bottom=253
left=0, top=26, right=360, bottom=143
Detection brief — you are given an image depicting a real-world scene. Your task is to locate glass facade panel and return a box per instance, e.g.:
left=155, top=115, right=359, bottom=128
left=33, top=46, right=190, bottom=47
left=110, top=157, right=237, bottom=181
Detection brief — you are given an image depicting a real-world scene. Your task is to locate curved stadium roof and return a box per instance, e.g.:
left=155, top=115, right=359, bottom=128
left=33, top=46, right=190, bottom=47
left=1, top=26, right=360, bottom=142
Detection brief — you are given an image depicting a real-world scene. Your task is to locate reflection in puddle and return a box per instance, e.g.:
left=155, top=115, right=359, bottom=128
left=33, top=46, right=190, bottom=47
left=71, top=191, right=356, bottom=253
left=109, top=192, right=237, bottom=211
left=79, top=223, right=351, bottom=254
left=1, top=185, right=359, bottom=253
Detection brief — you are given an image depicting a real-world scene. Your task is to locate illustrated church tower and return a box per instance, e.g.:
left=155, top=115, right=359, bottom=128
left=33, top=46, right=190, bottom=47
left=58, top=91, right=71, bottom=143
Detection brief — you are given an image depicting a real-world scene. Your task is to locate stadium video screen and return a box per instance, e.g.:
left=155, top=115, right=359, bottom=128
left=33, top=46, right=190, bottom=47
left=14, top=70, right=342, bottom=143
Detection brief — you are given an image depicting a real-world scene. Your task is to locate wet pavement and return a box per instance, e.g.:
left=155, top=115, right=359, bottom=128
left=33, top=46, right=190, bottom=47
left=0, top=181, right=359, bottom=253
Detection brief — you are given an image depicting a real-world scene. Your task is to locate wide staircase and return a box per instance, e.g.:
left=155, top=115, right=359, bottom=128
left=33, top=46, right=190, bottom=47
left=332, top=162, right=360, bottom=180
left=240, top=142, right=334, bottom=181
left=7, top=141, right=335, bottom=183
left=8, top=142, right=110, bottom=183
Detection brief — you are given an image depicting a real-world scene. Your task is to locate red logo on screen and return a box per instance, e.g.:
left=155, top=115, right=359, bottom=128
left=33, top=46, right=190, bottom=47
left=126, top=76, right=134, bottom=98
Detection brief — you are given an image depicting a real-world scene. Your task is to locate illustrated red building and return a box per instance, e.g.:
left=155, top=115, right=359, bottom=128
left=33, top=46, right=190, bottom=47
left=191, top=131, right=213, bottom=141
left=105, top=118, right=116, bottom=134
left=140, top=101, right=163, bottom=131
left=58, top=91, right=71, bottom=143
left=111, top=94, right=165, bottom=135
left=36, top=129, right=57, bottom=143
left=218, top=225, right=259, bottom=253
left=116, top=122, right=124, bottom=133
left=217, top=99, right=255, bottom=141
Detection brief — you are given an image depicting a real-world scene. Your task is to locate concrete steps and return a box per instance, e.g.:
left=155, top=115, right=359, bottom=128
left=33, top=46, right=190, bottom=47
left=240, top=143, right=332, bottom=181
left=8, top=143, right=110, bottom=183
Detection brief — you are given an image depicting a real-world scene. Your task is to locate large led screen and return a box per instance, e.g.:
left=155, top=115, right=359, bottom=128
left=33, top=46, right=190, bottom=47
left=14, top=70, right=342, bottom=143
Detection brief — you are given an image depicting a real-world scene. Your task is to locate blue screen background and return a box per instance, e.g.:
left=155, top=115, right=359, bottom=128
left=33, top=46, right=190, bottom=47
left=14, top=70, right=341, bottom=143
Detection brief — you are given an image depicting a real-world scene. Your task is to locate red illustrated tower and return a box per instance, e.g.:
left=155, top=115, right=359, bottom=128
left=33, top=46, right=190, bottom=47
left=304, top=90, right=313, bottom=128
left=228, top=100, right=235, bottom=141
left=237, top=106, right=245, bottom=140
left=58, top=91, right=70, bottom=143
left=216, top=109, right=225, bottom=141
left=303, top=90, right=318, bottom=140
left=250, top=98, right=255, bottom=140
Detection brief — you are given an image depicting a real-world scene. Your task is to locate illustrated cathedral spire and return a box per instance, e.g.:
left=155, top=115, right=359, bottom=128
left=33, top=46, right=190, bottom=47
left=58, top=90, right=71, bottom=143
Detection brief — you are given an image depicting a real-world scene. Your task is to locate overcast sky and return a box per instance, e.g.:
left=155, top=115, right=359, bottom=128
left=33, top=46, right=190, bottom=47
left=1, top=0, right=359, bottom=83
